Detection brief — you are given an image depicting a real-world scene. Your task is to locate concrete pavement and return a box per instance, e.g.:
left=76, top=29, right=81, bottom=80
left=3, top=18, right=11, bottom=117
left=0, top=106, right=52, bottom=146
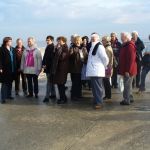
left=0, top=73, right=150, bottom=150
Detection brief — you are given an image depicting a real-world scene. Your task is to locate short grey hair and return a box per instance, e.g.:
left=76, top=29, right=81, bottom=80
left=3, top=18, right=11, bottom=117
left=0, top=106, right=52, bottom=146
left=91, top=33, right=100, bottom=41
left=121, top=32, right=132, bottom=41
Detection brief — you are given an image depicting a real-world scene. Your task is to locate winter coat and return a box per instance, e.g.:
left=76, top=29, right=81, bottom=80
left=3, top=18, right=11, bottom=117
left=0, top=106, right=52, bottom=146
left=119, top=41, right=137, bottom=76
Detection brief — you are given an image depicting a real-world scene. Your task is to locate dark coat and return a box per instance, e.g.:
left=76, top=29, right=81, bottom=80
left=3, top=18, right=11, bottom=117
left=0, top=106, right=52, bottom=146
left=69, top=45, right=88, bottom=73
left=15, top=46, right=25, bottom=70
left=51, top=44, right=69, bottom=84
left=0, top=46, right=17, bottom=83
left=42, top=43, right=55, bottom=74
left=119, top=41, right=137, bottom=76
left=135, top=37, right=145, bottom=61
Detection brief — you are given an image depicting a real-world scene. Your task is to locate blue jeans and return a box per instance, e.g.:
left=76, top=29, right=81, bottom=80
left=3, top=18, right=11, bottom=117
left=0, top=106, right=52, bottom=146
left=45, top=74, right=56, bottom=98
left=139, top=66, right=150, bottom=91
left=90, top=77, right=104, bottom=105
left=1, top=82, right=12, bottom=101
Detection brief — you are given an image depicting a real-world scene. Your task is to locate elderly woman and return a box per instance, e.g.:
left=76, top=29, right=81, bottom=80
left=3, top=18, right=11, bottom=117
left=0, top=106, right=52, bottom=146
left=50, top=36, right=69, bottom=104
left=119, top=32, right=137, bottom=105
left=21, top=37, right=42, bottom=98
left=69, top=36, right=88, bottom=100
left=86, top=33, right=109, bottom=109
left=102, top=36, right=113, bottom=102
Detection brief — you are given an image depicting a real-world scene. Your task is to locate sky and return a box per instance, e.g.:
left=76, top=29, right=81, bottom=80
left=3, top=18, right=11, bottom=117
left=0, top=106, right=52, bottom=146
left=0, top=0, right=150, bottom=43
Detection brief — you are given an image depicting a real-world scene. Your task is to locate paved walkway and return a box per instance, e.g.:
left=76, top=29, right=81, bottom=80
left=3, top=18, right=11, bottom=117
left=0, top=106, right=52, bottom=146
left=0, top=73, right=150, bottom=150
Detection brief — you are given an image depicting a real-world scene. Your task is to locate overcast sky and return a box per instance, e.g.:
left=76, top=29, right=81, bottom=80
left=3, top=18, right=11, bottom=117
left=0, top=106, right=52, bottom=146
left=0, top=0, right=150, bottom=42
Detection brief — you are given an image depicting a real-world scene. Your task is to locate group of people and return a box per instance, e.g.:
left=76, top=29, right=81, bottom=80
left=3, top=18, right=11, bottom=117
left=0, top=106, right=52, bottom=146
left=0, top=31, right=149, bottom=109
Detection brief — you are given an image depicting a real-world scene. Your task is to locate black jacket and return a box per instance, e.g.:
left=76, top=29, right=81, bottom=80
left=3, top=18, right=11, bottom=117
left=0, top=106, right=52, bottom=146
left=135, top=37, right=145, bottom=60
left=0, top=46, right=17, bottom=83
left=42, top=43, right=55, bottom=73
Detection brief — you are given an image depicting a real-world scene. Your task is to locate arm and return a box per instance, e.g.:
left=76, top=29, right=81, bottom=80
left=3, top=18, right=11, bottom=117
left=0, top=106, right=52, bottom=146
left=98, top=45, right=109, bottom=68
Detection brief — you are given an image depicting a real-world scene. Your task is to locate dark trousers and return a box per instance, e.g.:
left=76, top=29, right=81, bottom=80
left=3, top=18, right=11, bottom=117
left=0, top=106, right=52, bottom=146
left=111, top=67, right=118, bottom=88
left=139, top=66, right=150, bottom=91
left=57, top=84, right=67, bottom=101
left=1, top=82, right=12, bottom=101
left=71, top=73, right=82, bottom=98
left=103, top=78, right=111, bottom=99
left=15, top=71, right=27, bottom=93
left=26, top=74, right=38, bottom=95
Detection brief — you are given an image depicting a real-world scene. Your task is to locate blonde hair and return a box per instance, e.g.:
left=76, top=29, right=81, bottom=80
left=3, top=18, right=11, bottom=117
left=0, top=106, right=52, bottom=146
left=74, top=36, right=82, bottom=44
left=102, top=36, right=111, bottom=46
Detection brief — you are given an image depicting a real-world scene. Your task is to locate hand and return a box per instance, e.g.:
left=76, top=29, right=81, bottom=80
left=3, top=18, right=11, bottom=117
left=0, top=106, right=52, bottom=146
left=0, top=69, right=3, bottom=73
left=125, top=72, right=129, bottom=77
left=43, top=65, right=46, bottom=69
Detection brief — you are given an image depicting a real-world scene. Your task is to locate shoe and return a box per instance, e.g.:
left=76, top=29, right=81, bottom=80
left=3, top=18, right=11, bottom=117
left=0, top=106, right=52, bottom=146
left=1, top=100, right=6, bottom=104
left=57, top=99, right=67, bottom=104
left=15, top=91, right=19, bottom=96
left=7, top=97, right=14, bottom=100
left=120, top=101, right=130, bottom=105
left=130, top=99, right=134, bottom=103
left=26, top=94, right=33, bottom=98
left=43, top=98, right=49, bottom=103
left=35, top=94, right=38, bottom=99
left=94, top=104, right=103, bottom=109
left=103, top=96, right=108, bottom=100
left=105, top=99, right=112, bottom=103
left=49, top=95, right=56, bottom=99
left=24, top=91, right=28, bottom=96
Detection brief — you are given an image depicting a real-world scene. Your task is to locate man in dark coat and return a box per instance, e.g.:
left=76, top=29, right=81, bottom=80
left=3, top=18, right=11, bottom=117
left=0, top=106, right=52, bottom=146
left=43, top=36, right=56, bottom=103
left=119, top=32, right=137, bottom=105
left=0, top=37, right=17, bottom=104
left=15, top=38, right=27, bottom=96
left=132, top=31, right=145, bottom=88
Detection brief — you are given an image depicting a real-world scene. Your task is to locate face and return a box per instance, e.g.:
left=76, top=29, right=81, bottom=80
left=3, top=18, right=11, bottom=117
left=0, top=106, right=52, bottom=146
left=132, top=33, right=138, bottom=42
left=102, top=38, right=107, bottom=46
left=111, top=34, right=116, bottom=42
left=7, top=40, right=12, bottom=47
left=83, top=39, right=87, bottom=45
left=57, top=40, right=65, bottom=46
left=46, top=38, right=53, bottom=45
left=91, top=36, right=96, bottom=42
left=75, top=39, right=81, bottom=47
left=121, top=34, right=128, bottom=44
left=28, top=38, right=34, bottom=47
left=17, top=40, right=23, bottom=48
left=71, top=36, right=74, bottom=43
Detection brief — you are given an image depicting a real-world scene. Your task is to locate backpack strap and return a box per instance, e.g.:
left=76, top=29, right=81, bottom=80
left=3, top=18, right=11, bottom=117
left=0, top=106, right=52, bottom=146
left=92, top=42, right=101, bottom=56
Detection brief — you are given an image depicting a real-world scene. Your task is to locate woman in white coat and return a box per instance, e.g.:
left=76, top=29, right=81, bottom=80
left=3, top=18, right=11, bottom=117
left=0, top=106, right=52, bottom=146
left=86, top=33, right=109, bottom=109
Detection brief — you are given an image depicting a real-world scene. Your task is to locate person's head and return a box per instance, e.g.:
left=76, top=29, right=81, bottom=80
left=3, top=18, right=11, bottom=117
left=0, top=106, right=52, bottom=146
left=91, top=33, right=100, bottom=43
left=132, top=31, right=139, bottom=42
left=70, top=34, right=78, bottom=44
left=110, top=32, right=117, bottom=42
left=16, top=38, right=23, bottom=48
left=46, top=36, right=54, bottom=45
left=102, top=36, right=111, bottom=47
left=121, top=32, right=132, bottom=44
left=57, top=36, right=67, bottom=46
left=27, top=37, right=36, bottom=47
left=74, top=36, right=82, bottom=47
left=82, top=36, right=89, bottom=46
left=2, top=37, right=12, bottom=47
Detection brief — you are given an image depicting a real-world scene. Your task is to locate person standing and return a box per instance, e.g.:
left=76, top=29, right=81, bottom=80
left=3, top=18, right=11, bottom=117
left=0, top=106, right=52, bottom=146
left=43, top=36, right=56, bottom=103
left=86, top=33, right=109, bottom=109
left=69, top=36, right=88, bottom=100
left=15, top=38, right=27, bottom=96
left=119, top=32, right=137, bottom=105
left=0, top=37, right=16, bottom=104
left=21, top=37, right=42, bottom=98
left=138, top=35, right=150, bottom=93
left=51, top=36, right=69, bottom=104
left=110, top=32, right=122, bottom=88
left=132, top=31, right=145, bottom=88
left=102, top=36, right=113, bottom=102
